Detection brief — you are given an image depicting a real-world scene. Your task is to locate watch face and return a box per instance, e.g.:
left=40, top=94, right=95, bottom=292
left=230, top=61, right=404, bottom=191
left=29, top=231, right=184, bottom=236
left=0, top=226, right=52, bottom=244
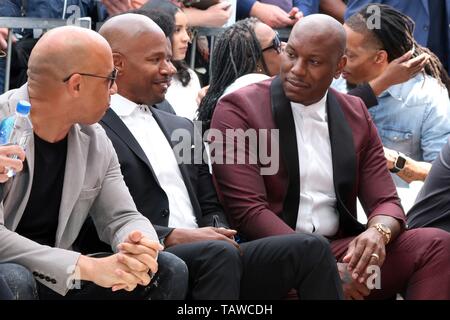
left=396, top=155, right=407, bottom=169
left=379, top=224, right=391, bottom=234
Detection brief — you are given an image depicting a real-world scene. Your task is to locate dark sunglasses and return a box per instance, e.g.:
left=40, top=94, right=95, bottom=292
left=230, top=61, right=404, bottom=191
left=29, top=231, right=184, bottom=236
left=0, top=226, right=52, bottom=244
left=261, top=32, right=282, bottom=54
left=63, top=68, right=118, bottom=89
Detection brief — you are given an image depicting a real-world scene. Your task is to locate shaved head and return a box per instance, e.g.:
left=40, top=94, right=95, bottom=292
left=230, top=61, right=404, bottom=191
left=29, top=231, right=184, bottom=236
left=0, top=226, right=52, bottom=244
left=99, top=13, right=165, bottom=55
left=25, top=26, right=116, bottom=142
left=291, top=14, right=346, bottom=62
left=28, top=26, right=112, bottom=85
left=98, top=13, right=171, bottom=106
left=280, top=14, right=347, bottom=105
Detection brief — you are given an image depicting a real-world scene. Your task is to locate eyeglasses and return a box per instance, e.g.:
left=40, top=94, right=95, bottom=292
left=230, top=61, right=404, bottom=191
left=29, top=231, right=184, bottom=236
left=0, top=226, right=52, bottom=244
left=261, top=32, right=282, bottom=54
left=63, top=68, right=118, bottom=89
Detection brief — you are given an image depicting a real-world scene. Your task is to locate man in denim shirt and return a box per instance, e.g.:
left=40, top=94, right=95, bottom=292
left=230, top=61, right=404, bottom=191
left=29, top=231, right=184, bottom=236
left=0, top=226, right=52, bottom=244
left=0, top=0, right=133, bottom=93
left=343, top=5, right=450, bottom=188
left=345, top=0, right=449, bottom=75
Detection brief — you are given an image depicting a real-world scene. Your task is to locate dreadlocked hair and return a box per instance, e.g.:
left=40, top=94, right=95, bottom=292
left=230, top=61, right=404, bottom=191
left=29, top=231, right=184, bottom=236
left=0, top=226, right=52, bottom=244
left=197, top=18, right=264, bottom=131
left=346, top=4, right=450, bottom=93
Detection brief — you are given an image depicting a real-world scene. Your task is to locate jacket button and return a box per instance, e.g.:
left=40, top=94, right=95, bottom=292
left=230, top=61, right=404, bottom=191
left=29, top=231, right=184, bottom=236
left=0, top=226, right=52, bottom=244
left=51, top=279, right=57, bottom=284
left=161, top=209, right=169, bottom=217
left=32, top=271, right=38, bottom=277
left=45, top=276, right=51, bottom=282
left=39, top=274, right=45, bottom=279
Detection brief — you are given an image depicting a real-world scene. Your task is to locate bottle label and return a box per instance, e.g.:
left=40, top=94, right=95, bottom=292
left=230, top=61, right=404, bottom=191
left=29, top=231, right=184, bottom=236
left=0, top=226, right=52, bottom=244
left=0, top=115, right=15, bottom=145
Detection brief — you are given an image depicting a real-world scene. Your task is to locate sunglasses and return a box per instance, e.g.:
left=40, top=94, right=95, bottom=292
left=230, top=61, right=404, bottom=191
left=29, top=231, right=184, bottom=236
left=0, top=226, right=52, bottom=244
left=261, top=32, right=282, bottom=54
left=63, top=68, right=118, bottom=89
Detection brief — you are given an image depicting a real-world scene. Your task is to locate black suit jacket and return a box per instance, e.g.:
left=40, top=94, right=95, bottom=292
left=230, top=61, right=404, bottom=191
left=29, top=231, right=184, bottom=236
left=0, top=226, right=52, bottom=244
left=75, top=106, right=229, bottom=253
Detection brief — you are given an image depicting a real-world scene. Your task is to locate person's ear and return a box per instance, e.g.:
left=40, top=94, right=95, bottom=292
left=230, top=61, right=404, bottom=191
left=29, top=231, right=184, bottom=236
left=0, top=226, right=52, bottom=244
left=66, top=73, right=82, bottom=97
left=113, top=52, right=124, bottom=75
left=334, top=55, right=347, bottom=79
left=375, top=50, right=388, bottom=64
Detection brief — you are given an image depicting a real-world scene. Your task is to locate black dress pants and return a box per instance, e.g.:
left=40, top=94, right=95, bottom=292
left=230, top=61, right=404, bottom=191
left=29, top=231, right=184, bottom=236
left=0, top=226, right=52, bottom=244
left=166, top=233, right=343, bottom=300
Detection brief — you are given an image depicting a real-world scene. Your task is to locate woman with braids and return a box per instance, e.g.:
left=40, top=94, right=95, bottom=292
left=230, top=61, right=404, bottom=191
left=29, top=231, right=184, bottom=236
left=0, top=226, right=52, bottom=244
left=142, top=0, right=201, bottom=119
left=198, top=18, right=283, bottom=131
left=343, top=4, right=450, bottom=188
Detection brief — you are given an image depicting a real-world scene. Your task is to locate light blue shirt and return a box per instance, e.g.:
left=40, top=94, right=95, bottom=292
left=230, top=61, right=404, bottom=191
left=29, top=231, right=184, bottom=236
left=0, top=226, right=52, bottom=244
left=369, top=74, right=450, bottom=186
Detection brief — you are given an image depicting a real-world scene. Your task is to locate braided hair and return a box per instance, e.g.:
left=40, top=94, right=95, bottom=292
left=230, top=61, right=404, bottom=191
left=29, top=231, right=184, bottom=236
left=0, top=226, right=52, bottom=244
left=345, top=4, right=450, bottom=93
left=197, top=18, right=265, bottom=130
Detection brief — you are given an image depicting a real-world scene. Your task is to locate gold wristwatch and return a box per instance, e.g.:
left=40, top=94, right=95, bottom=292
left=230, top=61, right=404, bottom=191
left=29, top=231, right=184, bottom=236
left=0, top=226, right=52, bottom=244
left=371, top=223, right=391, bottom=245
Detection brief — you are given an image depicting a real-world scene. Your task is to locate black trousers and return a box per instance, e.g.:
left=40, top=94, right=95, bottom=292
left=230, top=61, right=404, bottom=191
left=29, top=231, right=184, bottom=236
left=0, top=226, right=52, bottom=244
left=37, top=251, right=188, bottom=300
left=166, top=233, right=343, bottom=300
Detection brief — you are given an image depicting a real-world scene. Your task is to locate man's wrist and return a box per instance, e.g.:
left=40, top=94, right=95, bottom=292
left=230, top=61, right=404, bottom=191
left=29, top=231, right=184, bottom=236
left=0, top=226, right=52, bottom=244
left=389, top=151, right=407, bottom=173
left=76, top=255, right=94, bottom=282
left=370, top=223, right=392, bottom=245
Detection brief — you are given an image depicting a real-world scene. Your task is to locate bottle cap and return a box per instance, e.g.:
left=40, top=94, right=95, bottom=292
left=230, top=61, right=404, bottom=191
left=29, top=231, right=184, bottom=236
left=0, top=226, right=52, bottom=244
left=16, top=100, right=31, bottom=115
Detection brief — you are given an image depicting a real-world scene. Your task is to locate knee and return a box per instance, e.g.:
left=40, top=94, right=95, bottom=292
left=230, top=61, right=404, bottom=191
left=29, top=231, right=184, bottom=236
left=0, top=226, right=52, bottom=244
left=404, top=228, right=450, bottom=263
left=288, top=233, right=332, bottom=255
left=153, top=252, right=189, bottom=300
left=203, top=241, right=241, bottom=266
left=0, top=263, right=37, bottom=300
left=419, top=228, right=450, bottom=254
left=158, top=251, right=189, bottom=276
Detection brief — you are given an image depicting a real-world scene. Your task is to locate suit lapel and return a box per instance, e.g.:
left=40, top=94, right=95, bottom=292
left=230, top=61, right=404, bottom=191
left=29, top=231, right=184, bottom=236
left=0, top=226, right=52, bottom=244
left=270, top=76, right=299, bottom=229
left=327, top=91, right=363, bottom=233
left=151, top=108, right=203, bottom=217
left=101, top=108, right=161, bottom=186
left=55, top=125, right=89, bottom=246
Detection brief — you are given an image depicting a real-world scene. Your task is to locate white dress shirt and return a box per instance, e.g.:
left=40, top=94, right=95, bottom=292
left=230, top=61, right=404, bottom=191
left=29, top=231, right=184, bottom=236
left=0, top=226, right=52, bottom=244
left=110, top=94, right=198, bottom=229
left=291, top=92, right=339, bottom=237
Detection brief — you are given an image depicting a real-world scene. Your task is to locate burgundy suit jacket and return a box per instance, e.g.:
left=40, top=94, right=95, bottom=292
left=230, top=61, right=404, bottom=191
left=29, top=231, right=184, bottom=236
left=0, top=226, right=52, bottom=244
left=210, top=76, right=405, bottom=240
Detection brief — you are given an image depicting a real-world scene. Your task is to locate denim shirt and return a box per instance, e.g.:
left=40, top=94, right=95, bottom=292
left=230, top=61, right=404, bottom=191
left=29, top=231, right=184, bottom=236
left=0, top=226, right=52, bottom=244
left=0, top=0, right=98, bottom=20
left=369, top=74, right=450, bottom=186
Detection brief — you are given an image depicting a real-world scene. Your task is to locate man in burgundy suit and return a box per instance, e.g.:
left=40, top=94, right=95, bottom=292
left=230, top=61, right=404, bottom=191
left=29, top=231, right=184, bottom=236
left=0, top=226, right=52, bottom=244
left=210, top=14, right=450, bottom=299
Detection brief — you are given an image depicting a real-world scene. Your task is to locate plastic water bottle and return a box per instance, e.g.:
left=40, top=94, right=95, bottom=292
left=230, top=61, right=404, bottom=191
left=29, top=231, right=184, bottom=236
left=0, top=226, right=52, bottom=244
left=0, top=100, right=33, bottom=177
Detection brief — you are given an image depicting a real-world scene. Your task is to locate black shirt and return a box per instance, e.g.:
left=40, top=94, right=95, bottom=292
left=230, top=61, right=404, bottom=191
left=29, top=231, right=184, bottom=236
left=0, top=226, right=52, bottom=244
left=15, top=134, right=68, bottom=246
left=428, top=0, right=449, bottom=71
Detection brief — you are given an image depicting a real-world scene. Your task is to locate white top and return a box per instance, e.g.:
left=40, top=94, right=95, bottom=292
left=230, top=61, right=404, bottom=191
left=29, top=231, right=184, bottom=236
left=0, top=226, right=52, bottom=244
left=110, top=94, right=198, bottom=229
left=220, top=73, right=270, bottom=99
left=165, top=68, right=201, bottom=120
left=291, top=92, right=339, bottom=237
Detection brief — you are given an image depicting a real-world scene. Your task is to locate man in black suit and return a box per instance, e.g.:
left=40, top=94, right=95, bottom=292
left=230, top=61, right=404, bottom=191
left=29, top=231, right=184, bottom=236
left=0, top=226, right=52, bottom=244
left=77, top=13, right=344, bottom=300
